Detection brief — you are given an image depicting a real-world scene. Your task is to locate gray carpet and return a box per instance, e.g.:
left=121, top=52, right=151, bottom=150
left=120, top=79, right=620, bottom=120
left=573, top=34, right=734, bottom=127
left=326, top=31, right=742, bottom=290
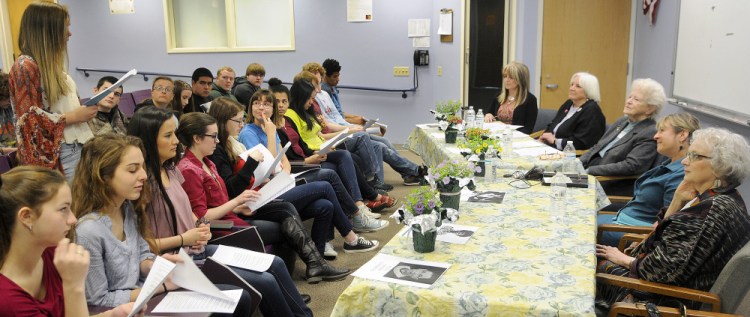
left=290, top=146, right=424, bottom=317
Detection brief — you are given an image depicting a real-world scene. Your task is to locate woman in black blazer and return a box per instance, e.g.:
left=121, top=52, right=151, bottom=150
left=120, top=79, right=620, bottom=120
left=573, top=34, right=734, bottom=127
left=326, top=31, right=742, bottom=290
left=539, top=72, right=606, bottom=150
left=484, top=61, right=538, bottom=135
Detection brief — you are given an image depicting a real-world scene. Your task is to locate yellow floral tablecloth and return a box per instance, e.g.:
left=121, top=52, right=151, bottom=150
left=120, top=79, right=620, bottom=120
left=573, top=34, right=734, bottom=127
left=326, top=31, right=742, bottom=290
left=331, top=125, right=601, bottom=316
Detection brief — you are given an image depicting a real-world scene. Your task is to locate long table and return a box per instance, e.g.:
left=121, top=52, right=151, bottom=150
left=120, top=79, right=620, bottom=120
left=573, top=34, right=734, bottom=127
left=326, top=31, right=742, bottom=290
left=330, top=125, right=603, bottom=316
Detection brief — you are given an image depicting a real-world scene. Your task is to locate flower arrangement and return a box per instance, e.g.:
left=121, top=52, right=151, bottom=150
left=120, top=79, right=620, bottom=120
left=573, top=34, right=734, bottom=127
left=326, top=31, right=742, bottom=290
left=446, top=115, right=463, bottom=129
left=392, top=186, right=459, bottom=233
left=427, top=159, right=476, bottom=193
left=459, top=136, right=501, bottom=155
left=436, top=100, right=462, bottom=116
left=464, top=127, right=489, bottom=140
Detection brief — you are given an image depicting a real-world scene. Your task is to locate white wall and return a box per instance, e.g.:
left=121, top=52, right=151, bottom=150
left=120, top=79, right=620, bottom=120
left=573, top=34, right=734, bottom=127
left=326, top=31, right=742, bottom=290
left=61, top=0, right=462, bottom=143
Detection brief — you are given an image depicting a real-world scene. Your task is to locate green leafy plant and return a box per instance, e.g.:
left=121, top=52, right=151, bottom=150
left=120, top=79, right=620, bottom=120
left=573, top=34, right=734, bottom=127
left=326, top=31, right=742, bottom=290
left=459, top=137, right=501, bottom=155
left=436, top=99, right=462, bottom=115
left=428, top=159, right=476, bottom=192
left=401, top=186, right=442, bottom=216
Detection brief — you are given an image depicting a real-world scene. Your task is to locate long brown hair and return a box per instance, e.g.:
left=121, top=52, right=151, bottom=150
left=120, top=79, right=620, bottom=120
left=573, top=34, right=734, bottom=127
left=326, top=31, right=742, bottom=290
left=497, top=61, right=530, bottom=108
left=18, top=2, right=70, bottom=105
left=208, top=97, right=244, bottom=167
left=71, top=134, right=151, bottom=240
left=0, top=166, right=67, bottom=267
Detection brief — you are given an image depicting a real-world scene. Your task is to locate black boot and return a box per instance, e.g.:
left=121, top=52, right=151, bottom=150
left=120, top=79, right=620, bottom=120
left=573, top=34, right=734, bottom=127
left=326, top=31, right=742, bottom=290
left=281, top=217, right=351, bottom=284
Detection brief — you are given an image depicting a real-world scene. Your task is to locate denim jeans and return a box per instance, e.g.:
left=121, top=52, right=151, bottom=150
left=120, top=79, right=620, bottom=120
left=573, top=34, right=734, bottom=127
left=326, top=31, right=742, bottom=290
left=203, top=245, right=312, bottom=317
left=341, top=132, right=379, bottom=179
left=372, top=141, right=419, bottom=182
left=369, top=134, right=398, bottom=152
left=597, top=213, right=626, bottom=247
left=279, top=182, right=334, bottom=255
left=299, top=168, right=359, bottom=215
left=321, top=150, right=363, bottom=202
left=60, top=142, right=83, bottom=182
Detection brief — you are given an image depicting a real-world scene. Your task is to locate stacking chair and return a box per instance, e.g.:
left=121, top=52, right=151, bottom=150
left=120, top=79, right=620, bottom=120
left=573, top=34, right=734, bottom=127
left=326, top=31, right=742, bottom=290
left=597, top=240, right=750, bottom=317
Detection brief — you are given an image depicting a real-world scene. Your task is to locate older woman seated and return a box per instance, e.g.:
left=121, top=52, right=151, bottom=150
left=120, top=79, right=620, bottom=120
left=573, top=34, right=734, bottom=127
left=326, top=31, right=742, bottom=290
left=597, top=113, right=700, bottom=246
left=580, top=78, right=666, bottom=176
left=538, top=72, right=606, bottom=150
left=595, top=127, right=750, bottom=312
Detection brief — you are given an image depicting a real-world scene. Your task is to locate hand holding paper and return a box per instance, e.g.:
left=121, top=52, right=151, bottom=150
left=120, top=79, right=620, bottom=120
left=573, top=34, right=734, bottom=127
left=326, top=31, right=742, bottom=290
left=85, top=69, right=138, bottom=106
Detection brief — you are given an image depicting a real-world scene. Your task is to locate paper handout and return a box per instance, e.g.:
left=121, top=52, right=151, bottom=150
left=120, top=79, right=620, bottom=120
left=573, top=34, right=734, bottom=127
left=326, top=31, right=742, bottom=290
left=240, top=143, right=291, bottom=189
left=84, top=69, right=138, bottom=106
left=210, top=245, right=275, bottom=272
left=151, top=289, right=243, bottom=314
left=170, top=249, right=230, bottom=301
left=318, top=128, right=350, bottom=155
left=245, top=171, right=295, bottom=210
left=127, top=257, right=175, bottom=317
left=352, top=253, right=450, bottom=288
left=363, top=118, right=379, bottom=129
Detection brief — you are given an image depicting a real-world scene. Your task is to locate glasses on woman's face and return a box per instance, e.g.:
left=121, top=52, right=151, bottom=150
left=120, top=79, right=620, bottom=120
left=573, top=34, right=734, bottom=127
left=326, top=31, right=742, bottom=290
left=686, top=151, right=712, bottom=162
left=252, top=102, right=271, bottom=108
left=228, top=118, right=243, bottom=125
left=203, top=133, right=219, bottom=142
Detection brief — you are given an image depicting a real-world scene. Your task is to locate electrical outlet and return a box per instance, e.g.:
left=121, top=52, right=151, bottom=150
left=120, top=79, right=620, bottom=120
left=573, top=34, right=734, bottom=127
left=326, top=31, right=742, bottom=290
left=438, top=66, right=443, bottom=76
left=393, top=66, right=410, bottom=77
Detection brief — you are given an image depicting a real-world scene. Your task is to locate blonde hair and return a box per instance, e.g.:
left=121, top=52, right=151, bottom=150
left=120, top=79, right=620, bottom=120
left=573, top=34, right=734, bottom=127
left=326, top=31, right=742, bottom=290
left=294, top=71, right=319, bottom=86
left=18, top=2, right=70, bottom=105
left=497, top=61, right=530, bottom=108
left=656, top=112, right=700, bottom=137
left=302, top=62, right=325, bottom=77
left=216, top=66, right=235, bottom=77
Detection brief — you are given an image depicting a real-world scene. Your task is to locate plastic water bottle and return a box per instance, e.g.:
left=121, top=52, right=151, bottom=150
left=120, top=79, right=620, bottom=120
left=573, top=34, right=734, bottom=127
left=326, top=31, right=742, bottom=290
left=486, top=145, right=495, bottom=182
left=502, top=127, right=513, bottom=158
left=465, top=107, right=475, bottom=129
left=550, top=171, right=567, bottom=210
left=475, top=109, right=484, bottom=129
left=563, top=141, right=576, bottom=173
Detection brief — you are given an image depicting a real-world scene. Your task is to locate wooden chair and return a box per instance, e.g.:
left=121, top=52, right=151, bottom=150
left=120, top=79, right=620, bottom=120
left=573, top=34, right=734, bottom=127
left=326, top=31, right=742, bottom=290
left=598, top=240, right=750, bottom=317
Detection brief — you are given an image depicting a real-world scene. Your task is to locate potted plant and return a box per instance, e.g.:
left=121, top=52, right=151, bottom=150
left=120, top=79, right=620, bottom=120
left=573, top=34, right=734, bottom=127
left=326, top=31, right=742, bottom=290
left=392, top=186, right=459, bottom=253
left=442, top=115, right=463, bottom=143
left=426, top=159, right=476, bottom=210
left=434, top=100, right=462, bottom=127
left=459, top=128, right=500, bottom=177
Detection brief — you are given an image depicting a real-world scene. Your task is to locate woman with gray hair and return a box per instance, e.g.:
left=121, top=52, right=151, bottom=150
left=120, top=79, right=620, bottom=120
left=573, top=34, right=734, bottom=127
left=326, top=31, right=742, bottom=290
left=580, top=79, right=667, bottom=194
left=595, top=127, right=750, bottom=312
left=539, top=72, right=606, bottom=150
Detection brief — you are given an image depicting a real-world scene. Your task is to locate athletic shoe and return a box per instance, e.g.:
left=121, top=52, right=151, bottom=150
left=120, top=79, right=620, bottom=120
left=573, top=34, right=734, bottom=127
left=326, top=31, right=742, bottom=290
left=352, top=213, right=389, bottom=232
left=324, top=242, right=338, bottom=260
left=370, top=181, right=394, bottom=192
left=403, top=175, right=424, bottom=186
left=343, top=236, right=379, bottom=253
left=359, top=204, right=381, bottom=219
left=365, top=199, right=387, bottom=212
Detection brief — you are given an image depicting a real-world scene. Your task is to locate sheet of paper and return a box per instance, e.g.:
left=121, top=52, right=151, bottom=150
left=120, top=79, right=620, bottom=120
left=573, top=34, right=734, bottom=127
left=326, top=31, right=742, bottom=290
left=352, top=253, right=450, bottom=288
left=318, top=128, right=350, bottom=155
left=171, top=249, right=230, bottom=301
left=246, top=171, right=295, bottom=210
left=413, top=36, right=430, bottom=48
left=363, top=118, right=379, bottom=129
left=240, top=143, right=290, bottom=190
left=514, top=146, right=561, bottom=157
left=467, top=191, right=505, bottom=204
left=127, top=256, right=175, bottom=317
left=483, top=122, right=523, bottom=132
left=436, top=223, right=478, bottom=244
left=438, top=11, right=453, bottom=35
left=151, top=289, right=242, bottom=314
left=346, top=0, right=373, bottom=22
left=513, top=140, right=547, bottom=149
left=85, top=69, right=138, bottom=106
left=408, top=19, right=430, bottom=37
left=416, top=123, right=437, bottom=129
left=211, top=245, right=275, bottom=272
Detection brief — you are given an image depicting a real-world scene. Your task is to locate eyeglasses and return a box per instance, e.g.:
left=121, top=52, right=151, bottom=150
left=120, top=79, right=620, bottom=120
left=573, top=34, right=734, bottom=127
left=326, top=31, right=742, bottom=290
left=153, top=86, right=174, bottom=93
left=229, top=118, right=243, bottom=125
left=252, top=102, right=271, bottom=108
left=203, top=134, right=219, bottom=141
left=686, top=151, right=712, bottom=161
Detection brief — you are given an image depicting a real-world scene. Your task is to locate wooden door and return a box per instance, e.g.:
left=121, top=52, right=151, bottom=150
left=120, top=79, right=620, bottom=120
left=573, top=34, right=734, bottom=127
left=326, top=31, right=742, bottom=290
left=7, top=0, right=45, bottom=59
left=540, top=0, right=631, bottom=123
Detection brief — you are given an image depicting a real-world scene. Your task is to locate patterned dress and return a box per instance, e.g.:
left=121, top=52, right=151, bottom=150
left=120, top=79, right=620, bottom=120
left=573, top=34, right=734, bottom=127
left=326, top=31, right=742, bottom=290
left=8, top=55, right=66, bottom=169
left=596, top=188, right=750, bottom=309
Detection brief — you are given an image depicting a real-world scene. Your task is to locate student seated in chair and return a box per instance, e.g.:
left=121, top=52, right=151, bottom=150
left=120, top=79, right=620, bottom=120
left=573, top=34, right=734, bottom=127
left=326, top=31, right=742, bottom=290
left=88, top=76, right=128, bottom=136
left=233, top=63, right=265, bottom=110
left=209, top=66, right=238, bottom=103
left=597, top=113, right=699, bottom=247
left=133, top=76, right=174, bottom=113
left=190, top=67, right=214, bottom=113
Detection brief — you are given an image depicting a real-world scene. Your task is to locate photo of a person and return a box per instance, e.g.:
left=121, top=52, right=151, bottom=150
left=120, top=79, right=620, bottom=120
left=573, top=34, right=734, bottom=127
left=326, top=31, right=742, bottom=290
left=468, top=191, right=505, bottom=203
left=438, top=226, right=474, bottom=238
left=384, top=263, right=445, bottom=285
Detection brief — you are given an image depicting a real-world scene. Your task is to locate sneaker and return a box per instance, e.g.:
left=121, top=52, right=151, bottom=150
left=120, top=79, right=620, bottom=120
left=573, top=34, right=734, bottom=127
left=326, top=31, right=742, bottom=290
left=403, top=174, right=424, bottom=186
left=359, top=204, right=381, bottom=219
left=343, top=236, right=379, bottom=253
left=324, top=242, right=338, bottom=260
left=352, top=213, right=389, bottom=232
left=379, top=194, right=398, bottom=208
left=370, top=181, right=394, bottom=192
left=365, top=199, right=387, bottom=212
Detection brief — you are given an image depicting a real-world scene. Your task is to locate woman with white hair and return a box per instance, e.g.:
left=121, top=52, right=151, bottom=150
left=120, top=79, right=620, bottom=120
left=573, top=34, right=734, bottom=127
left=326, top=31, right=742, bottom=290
left=595, top=127, right=750, bottom=311
left=580, top=78, right=666, bottom=177
left=539, top=72, right=606, bottom=150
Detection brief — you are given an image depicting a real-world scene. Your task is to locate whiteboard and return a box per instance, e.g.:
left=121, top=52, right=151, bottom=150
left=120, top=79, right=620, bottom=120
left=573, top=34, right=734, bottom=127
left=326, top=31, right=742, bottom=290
left=672, top=0, right=750, bottom=126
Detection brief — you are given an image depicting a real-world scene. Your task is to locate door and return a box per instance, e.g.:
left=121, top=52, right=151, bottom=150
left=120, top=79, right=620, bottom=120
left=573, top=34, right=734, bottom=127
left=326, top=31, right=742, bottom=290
left=5, top=0, right=41, bottom=60
left=540, top=0, right=631, bottom=123
left=466, top=0, right=507, bottom=113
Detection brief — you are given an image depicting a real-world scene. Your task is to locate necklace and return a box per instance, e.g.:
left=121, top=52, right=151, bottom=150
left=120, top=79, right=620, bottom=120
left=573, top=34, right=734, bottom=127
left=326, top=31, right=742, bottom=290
left=508, top=96, right=516, bottom=102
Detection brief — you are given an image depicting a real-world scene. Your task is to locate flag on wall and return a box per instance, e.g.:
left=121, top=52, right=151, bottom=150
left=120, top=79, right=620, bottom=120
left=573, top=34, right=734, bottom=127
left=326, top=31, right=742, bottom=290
left=643, top=0, right=660, bottom=25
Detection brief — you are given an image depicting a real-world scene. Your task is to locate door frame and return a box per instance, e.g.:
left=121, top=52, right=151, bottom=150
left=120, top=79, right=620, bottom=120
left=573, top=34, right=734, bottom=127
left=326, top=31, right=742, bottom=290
left=461, top=0, right=515, bottom=105
left=0, top=0, right=13, bottom=71
left=533, top=0, right=638, bottom=108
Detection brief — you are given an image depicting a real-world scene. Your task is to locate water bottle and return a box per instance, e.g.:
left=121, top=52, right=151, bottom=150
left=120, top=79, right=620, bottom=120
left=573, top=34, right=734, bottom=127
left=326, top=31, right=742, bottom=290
left=486, top=144, right=495, bottom=182
left=465, top=107, right=475, bottom=129
left=475, top=109, right=484, bottom=129
left=502, top=127, right=513, bottom=158
left=563, top=141, right=576, bottom=173
left=550, top=171, right=567, bottom=210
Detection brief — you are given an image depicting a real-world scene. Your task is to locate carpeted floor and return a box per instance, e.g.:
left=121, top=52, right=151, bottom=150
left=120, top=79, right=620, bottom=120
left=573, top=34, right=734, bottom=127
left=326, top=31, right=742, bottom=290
left=288, top=145, right=424, bottom=317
